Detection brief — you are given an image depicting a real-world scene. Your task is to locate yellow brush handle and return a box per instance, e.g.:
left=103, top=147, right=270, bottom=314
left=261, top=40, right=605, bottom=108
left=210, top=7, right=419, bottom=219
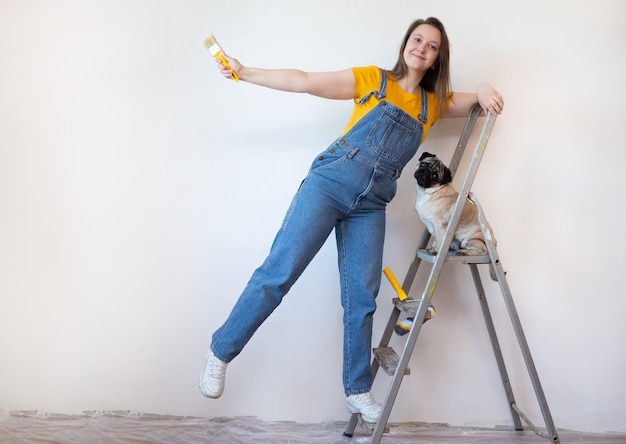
left=383, top=267, right=408, bottom=301
left=215, top=52, right=239, bottom=82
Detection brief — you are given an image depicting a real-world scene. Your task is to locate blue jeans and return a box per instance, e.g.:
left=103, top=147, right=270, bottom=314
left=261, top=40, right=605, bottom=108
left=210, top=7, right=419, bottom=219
left=211, top=71, right=427, bottom=395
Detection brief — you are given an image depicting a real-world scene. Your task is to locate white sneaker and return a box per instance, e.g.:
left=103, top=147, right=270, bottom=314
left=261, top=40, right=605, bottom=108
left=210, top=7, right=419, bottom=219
left=199, top=349, right=228, bottom=398
left=346, top=392, right=382, bottom=423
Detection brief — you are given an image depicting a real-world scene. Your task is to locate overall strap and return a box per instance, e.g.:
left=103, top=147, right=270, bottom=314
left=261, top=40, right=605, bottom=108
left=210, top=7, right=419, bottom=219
left=358, top=68, right=388, bottom=105
left=358, top=68, right=428, bottom=126
left=417, top=87, right=428, bottom=125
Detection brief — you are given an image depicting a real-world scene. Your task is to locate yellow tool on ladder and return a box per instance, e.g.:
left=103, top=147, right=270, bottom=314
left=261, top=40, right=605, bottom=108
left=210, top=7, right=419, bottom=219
left=382, top=267, right=407, bottom=301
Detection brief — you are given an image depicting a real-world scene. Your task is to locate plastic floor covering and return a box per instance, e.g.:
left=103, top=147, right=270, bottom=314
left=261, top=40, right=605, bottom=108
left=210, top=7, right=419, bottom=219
left=0, top=411, right=624, bottom=443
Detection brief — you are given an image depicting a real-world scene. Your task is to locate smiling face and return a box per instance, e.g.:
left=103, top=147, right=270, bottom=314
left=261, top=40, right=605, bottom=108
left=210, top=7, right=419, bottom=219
left=403, top=24, right=441, bottom=73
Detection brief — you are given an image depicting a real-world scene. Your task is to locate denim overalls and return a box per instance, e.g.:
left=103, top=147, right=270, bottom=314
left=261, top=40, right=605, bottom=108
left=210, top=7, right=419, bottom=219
left=212, top=69, right=428, bottom=396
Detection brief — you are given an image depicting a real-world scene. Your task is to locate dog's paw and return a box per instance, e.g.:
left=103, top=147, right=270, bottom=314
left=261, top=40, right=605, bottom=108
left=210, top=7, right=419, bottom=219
left=456, top=248, right=487, bottom=256
left=426, top=247, right=439, bottom=255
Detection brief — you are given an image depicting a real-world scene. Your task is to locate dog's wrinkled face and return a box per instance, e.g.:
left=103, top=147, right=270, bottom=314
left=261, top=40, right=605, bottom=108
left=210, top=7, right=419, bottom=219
left=414, top=152, right=452, bottom=188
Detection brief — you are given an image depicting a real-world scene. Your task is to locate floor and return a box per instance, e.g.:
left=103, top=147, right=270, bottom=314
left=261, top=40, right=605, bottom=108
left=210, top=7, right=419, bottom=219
left=0, top=412, right=624, bottom=444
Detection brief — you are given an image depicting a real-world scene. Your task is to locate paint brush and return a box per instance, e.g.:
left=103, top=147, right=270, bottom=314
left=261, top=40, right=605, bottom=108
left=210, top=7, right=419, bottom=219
left=203, top=34, right=239, bottom=82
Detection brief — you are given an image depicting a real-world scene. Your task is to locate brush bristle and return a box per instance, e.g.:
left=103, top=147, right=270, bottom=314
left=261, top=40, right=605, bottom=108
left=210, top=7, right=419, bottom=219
left=203, top=34, right=222, bottom=56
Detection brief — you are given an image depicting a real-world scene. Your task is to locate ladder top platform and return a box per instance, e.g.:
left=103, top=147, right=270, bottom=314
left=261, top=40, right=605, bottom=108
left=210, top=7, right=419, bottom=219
left=417, top=249, right=491, bottom=265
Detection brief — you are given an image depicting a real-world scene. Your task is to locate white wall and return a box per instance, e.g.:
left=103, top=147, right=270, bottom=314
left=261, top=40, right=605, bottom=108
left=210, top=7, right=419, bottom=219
left=1, top=0, right=624, bottom=434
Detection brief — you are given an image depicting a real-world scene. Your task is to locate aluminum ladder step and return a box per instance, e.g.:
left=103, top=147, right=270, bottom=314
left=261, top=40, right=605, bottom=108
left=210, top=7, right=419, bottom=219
left=373, top=347, right=410, bottom=376
left=417, top=249, right=491, bottom=264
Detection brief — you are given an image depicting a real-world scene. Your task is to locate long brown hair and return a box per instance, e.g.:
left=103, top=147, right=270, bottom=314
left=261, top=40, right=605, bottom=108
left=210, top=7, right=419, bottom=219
left=390, top=17, right=451, bottom=119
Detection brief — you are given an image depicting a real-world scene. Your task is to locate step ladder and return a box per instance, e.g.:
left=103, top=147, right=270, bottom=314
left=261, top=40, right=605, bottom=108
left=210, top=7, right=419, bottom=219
left=343, top=103, right=560, bottom=444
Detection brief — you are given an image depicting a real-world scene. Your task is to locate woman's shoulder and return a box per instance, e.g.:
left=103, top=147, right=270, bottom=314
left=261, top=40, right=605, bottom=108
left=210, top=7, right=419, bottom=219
left=351, top=65, right=382, bottom=81
left=351, top=66, right=383, bottom=94
left=351, top=65, right=380, bottom=73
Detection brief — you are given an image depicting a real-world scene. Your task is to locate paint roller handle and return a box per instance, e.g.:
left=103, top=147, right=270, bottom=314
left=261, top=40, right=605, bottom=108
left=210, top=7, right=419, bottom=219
left=383, top=267, right=408, bottom=301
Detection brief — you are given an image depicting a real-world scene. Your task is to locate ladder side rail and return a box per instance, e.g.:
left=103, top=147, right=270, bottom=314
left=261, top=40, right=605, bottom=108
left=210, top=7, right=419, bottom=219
left=511, top=403, right=552, bottom=440
left=374, top=308, right=403, bottom=359
left=372, top=206, right=467, bottom=443
left=416, top=109, right=496, bottom=296
left=371, top=292, right=434, bottom=443
left=400, top=228, right=430, bottom=294
left=346, top=262, right=418, bottom=435
left=400, top=102, right=483, bottom=295
left=471, top=194, right=560, bottom=444
left=448, top=102, right=483, bottom=175
left=371, top=112, right=498, bottom=444
left=345, top=328, right=391, bottom=437
left=343, top=414, right=359, bottom=438
left=416, top=110, right=497, bottom=300
left=468, top=263, right=524, bottom=431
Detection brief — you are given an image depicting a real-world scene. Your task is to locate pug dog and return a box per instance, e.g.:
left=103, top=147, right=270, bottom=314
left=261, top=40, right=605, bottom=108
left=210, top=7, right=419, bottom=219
left=414, top=152, right=495, bottom=257
left=393, top=152, right=497, bottom=336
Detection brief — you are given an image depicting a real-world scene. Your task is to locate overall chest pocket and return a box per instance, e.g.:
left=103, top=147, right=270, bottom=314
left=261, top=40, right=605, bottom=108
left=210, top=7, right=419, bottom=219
left=365, top=112, right=418, bottom=162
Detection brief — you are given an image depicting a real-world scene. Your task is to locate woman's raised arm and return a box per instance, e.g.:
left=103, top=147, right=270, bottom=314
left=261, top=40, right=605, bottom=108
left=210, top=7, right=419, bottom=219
left=215, top=53, right=356, bottom=100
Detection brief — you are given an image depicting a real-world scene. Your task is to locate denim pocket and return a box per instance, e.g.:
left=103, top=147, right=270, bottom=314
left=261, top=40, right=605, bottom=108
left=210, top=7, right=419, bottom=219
left=365, top=112, right=416, bottom=162
left=310, top=146, right=348, bottom=172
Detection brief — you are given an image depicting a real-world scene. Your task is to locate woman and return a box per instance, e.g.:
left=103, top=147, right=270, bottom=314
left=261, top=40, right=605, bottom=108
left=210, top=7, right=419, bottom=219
left=200, top=17, right=503, bottom=423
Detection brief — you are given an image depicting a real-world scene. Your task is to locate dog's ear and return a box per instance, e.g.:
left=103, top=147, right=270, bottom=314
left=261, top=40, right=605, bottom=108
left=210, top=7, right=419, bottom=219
left=440, top=165, right=452, bottom=185
left=419, top=152, right=435, bottom=161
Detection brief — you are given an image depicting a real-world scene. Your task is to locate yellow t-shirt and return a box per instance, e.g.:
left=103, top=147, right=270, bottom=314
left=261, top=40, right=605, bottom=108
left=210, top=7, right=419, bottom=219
left=342, top=66, right=440, bottom=143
